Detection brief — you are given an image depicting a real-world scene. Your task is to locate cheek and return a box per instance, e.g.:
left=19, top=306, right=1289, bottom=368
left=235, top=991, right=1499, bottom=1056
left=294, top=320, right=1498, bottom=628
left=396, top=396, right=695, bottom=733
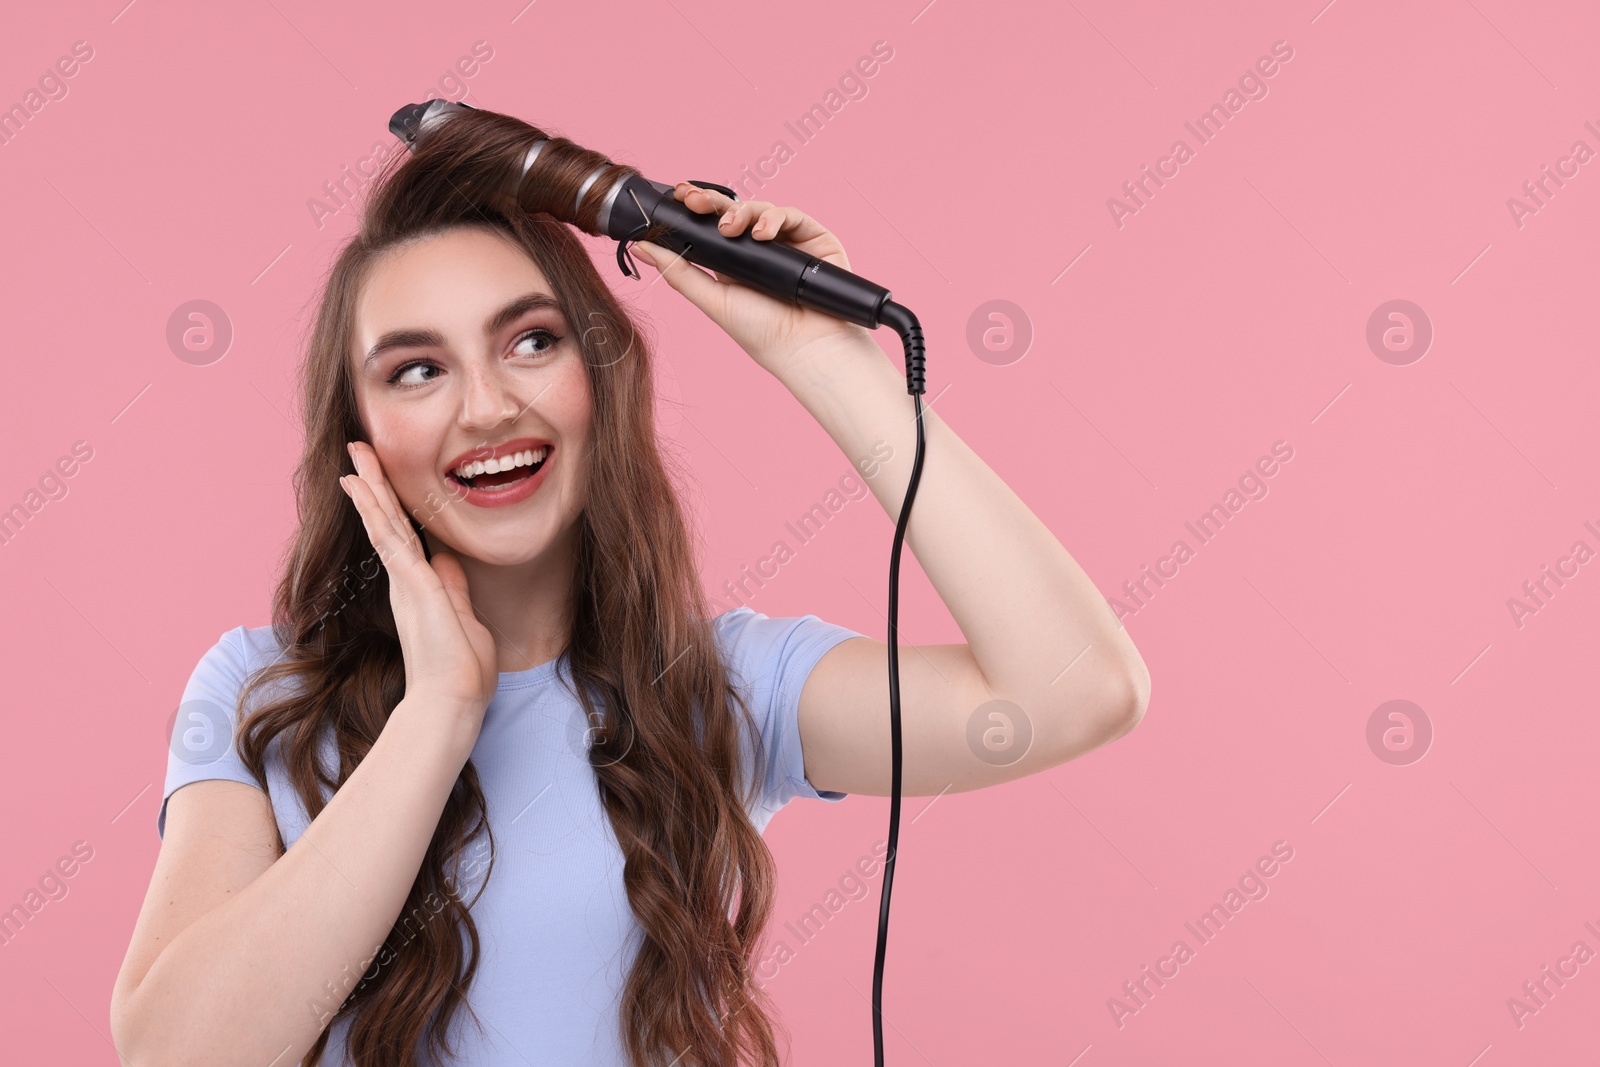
left=366, top=418, right=444, bottom=497
left=553, top=361, right=595, bottom=440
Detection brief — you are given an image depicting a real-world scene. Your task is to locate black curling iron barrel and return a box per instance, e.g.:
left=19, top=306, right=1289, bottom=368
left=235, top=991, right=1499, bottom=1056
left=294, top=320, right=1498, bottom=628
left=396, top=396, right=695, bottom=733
left=388, top=99, right=912, bottom=342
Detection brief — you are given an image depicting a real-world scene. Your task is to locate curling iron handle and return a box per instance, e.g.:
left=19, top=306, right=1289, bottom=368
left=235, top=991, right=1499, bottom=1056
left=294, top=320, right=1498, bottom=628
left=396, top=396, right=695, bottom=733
left=617, top=177, right=893, bottom=329
left=796, top=259, right=894, bottom=331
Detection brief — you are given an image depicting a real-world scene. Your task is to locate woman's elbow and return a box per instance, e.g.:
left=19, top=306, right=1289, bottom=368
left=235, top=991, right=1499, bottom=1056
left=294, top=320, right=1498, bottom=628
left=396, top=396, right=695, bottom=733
left=1105, top=657, right=1151, bottom=740
left=1038, top=659, right=1150, bottom=765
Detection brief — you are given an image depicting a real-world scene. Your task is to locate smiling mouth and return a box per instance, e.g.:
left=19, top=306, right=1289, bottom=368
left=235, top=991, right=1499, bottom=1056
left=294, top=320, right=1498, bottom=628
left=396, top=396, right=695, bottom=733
left=448, top=447, right=551, bottom=492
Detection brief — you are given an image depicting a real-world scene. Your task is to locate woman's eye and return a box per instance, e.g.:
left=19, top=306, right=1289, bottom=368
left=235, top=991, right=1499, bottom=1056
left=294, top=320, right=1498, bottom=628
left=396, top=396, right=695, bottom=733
left=514, top=329, right=562, bottom=357
left=383, top=331, right=559, bottom=388
left=387, top=361, right=440, bottom=388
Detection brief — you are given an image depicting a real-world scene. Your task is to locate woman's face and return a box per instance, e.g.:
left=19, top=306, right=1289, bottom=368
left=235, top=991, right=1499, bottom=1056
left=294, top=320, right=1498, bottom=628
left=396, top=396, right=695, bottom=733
left=349, top=224, right=592, bottom=566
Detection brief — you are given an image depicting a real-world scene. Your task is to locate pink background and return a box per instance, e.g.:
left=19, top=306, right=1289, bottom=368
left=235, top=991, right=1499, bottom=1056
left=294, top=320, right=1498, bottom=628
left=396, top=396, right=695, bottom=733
left=2, top=0, right=1597, bottom=1063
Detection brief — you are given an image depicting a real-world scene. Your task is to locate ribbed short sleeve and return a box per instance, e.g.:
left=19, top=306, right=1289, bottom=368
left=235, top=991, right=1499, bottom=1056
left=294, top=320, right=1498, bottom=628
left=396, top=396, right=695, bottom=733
left=712, top=606, right=868, bottom=827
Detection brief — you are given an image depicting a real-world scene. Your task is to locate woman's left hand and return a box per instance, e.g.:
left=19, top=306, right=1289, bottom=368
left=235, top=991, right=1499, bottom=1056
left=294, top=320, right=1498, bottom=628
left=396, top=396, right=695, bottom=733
left=629, top=183, right=878, bottom=380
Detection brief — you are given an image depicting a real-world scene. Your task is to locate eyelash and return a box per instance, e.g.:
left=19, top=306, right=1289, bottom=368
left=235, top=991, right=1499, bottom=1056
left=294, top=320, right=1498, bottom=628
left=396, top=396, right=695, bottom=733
left=385, top=328, right=564, bottom=389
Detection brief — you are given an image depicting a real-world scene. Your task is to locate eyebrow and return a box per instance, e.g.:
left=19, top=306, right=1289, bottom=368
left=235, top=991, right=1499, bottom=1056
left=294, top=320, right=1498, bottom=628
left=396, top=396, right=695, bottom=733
left=362, top=292, right=565, bottom=367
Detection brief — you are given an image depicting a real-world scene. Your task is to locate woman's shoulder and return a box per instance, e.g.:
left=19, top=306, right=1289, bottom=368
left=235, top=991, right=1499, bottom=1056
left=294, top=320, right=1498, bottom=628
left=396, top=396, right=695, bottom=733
left=706, top=604, right=868, bottom=709
left=708, top=604, right=814, bottom=649
left=198, top=622, right=292, bottom=665
left=184, top=623, right=306, bottom=715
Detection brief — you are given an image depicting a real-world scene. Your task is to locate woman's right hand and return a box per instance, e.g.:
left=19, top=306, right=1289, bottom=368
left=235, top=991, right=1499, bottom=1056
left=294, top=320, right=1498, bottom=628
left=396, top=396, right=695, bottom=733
left=340, top=441, right=499, bottom=731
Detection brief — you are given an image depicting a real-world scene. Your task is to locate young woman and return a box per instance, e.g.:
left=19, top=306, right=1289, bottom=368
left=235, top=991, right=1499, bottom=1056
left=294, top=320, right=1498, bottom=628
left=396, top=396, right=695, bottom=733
left=110, top=108, right=1150, bottom=1067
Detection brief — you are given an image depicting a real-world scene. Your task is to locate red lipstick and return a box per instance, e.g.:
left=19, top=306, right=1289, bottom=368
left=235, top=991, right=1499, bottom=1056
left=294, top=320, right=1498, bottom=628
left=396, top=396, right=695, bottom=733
left=443, top=437, right=553, bottom=509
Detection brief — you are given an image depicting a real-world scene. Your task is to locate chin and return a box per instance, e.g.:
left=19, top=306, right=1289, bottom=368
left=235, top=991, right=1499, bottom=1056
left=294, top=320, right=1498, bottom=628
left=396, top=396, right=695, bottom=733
left=441, top=522, right=567, bottom=568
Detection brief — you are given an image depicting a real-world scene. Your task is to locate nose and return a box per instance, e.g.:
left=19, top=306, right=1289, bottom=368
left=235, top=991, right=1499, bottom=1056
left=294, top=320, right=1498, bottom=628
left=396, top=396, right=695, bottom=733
left=457, top=358, right=527, bottom=434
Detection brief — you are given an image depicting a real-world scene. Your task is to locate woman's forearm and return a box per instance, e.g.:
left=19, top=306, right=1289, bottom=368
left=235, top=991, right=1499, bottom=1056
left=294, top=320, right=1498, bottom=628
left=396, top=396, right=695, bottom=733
left=774, top=333, right=1150, bottom=721
left=114, top=698, right=478, bottom=1067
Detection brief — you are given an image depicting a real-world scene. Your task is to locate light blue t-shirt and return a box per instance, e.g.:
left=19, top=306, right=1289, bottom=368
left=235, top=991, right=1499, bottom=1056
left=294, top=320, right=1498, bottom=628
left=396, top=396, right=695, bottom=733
left=158, top=606, right=867, bottom=1066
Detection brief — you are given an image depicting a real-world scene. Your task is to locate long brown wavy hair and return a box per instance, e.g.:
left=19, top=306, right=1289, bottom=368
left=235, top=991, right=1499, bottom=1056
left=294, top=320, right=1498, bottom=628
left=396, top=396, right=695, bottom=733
left=231, top=105, right=788, bottom=1067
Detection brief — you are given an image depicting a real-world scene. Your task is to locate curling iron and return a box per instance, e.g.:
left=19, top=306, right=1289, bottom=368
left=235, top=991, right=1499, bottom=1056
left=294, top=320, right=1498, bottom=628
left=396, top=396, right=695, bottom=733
left=389, top=98, right=928, bottom=1067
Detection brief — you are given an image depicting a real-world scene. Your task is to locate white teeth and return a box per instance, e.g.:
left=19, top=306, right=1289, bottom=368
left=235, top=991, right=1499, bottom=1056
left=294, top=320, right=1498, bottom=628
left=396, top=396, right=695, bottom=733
left=452, top=446, right=548, bottom=481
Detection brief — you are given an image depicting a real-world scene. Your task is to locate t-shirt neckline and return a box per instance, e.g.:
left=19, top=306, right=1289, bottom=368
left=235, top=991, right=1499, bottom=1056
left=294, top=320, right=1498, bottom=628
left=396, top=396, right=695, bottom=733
left=497, top=651, right=567, bottom=691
